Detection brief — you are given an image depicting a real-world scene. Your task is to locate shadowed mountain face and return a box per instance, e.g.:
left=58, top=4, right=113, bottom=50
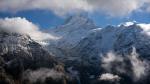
left=0, top=31, right=79, bottom=84
left=0, top=31, right=57, bottom=69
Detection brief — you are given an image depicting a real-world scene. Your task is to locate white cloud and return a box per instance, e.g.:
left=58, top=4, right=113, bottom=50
left=0, top=0, right=92, bottom=16
left=86, top=0, right=146, bottom=16
left=101, top=51, right=124, bottom=72
left=0, top=17, right=60, bottom=45
left=0, top=0, right=150, bottom=16
left=129, top=47, right=149, bottom=80
left=102, top=52, right=123, bottom=63
left=99, top=73, right=120, bottom=82
left=137, top=23, right=150, bottom=36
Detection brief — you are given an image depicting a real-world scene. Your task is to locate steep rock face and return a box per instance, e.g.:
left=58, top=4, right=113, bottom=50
left=0, top=31, right=57, bottom=70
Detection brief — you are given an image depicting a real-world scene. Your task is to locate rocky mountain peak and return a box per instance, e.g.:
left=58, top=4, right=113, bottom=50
left=63, top=14, right=95, bottom=27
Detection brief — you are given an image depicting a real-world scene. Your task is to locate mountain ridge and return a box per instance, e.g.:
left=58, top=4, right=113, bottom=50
left=44, top=15, right=150, bottom=84
left=1, top=15, right=150, bottom=84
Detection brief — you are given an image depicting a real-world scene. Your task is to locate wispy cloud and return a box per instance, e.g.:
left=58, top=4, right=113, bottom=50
left=129, top=47, right=149, bottom=80
left=101, top=47, right=149, bottom=81
left=0, top=0, right=150, bottom=17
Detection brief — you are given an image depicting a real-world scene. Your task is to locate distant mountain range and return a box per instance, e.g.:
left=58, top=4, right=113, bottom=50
left=0, top=15, right=150, bottom=84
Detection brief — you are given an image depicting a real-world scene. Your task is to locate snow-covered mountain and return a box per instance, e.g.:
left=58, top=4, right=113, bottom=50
left=46, top=15, right=98, bottom=59
left=71, top=23, right=150, bottom=64
left=0, top=31, right=58, bottom=69
left=45, top=15, right=150, bottom=84
left=1, top=15, right=150, bottom=84
left=48, top=15, right=97, bottom=48
left=47, top=15, right=150, bottom=63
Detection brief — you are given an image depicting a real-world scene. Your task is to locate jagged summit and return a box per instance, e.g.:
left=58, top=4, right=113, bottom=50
left=48, top=15, right=98, bottom=50
left=53, top=14, right=97, bottom=32
left=64, top=14, right=95, bottom=26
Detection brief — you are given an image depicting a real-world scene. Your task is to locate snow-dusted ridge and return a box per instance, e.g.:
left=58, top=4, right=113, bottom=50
left=45, top=15, right=150, bottom=61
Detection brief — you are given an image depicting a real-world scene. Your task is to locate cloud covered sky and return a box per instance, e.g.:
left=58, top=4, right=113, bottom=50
left=0, top=0, right=150, bottom=28
left=0, top=0, right=150, bottom=16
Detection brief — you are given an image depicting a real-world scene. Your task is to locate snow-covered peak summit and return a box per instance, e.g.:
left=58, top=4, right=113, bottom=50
left=118, top=21, right=137, bottom=27
left=47, top=15, right=98, bottom=55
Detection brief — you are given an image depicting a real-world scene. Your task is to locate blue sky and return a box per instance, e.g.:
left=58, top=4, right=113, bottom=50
left=0, top=10, right=64, bottom=29
left=0, top=0, right=150, bottom=29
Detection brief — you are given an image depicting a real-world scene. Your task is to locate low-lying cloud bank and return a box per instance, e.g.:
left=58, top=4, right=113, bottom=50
left=0, top=17, right=60, bottom=45
left=0, top=0, right=150, bottom=16
left=101, top=47, right=149, bottom=81
left=22, top=68, right=64, bottom=83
